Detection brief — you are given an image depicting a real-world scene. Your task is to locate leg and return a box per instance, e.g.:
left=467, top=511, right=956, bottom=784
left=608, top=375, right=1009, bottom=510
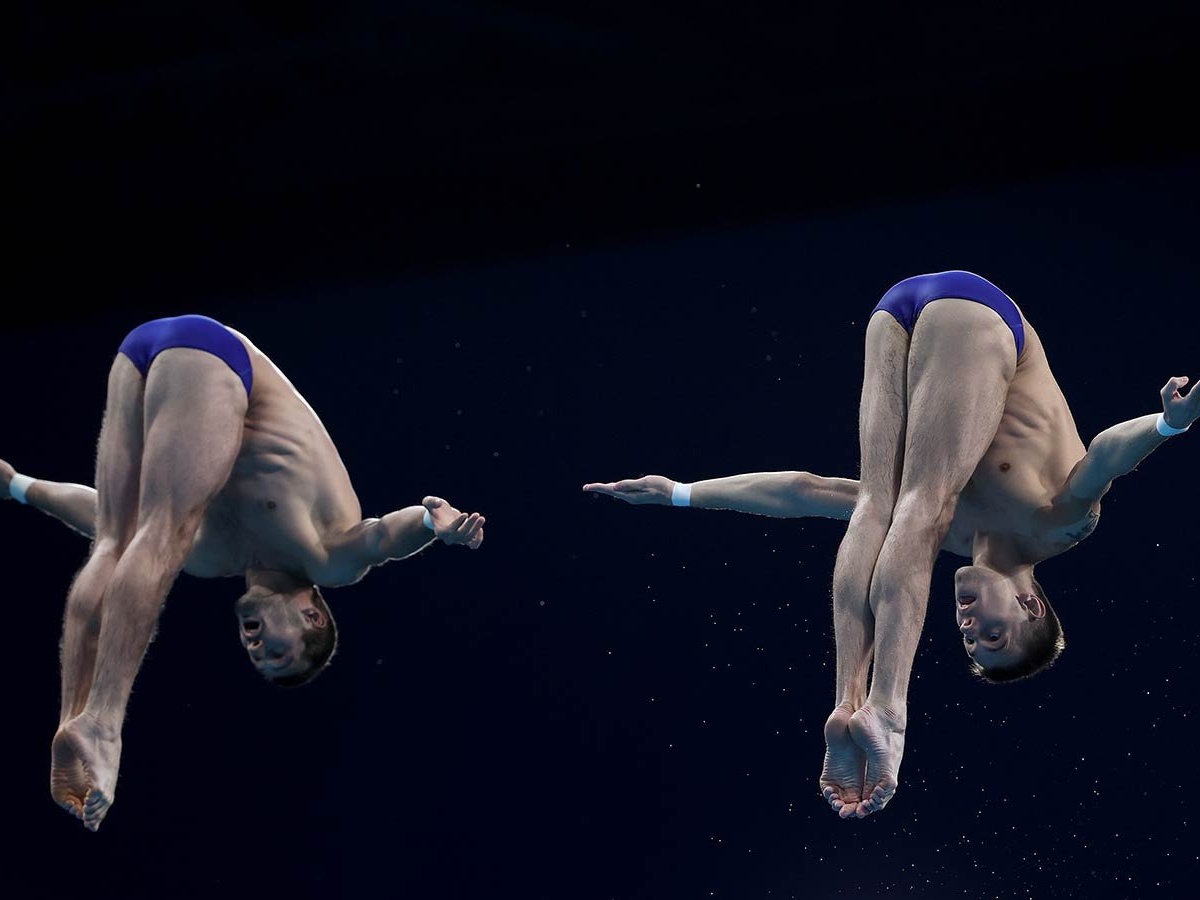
left=820, top=312, right=911, bottom=818
left=852, top=299, right=1016, bottom=816
left=59, top=358, right=145, bottom=724
left=52, top=357, right=144, bottom=823
left=53, top=349, right=247, bottom=831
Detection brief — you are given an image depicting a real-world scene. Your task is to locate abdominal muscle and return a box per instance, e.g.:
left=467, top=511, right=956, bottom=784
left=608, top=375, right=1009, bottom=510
left=181, top=331, right=364, bottom=580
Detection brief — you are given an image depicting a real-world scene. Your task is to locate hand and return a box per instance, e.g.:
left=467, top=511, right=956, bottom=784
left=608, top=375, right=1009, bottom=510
left=581, top=475, right=675, bottom=505
left=0, top=459, right=15, bottom=501
left=1161, top=376, right=1200, bottom=431
left=422, top=496, right=485, bottom=549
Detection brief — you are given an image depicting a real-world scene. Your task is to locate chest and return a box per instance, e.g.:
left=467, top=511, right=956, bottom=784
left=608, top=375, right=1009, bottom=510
left=184, top=483, right=326, bottom=578
left=948, top=452, right=1101, bottom=558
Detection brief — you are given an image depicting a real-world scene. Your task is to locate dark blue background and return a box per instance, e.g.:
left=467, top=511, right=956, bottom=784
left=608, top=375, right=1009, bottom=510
left=4, top=5, right=1199, bottom=899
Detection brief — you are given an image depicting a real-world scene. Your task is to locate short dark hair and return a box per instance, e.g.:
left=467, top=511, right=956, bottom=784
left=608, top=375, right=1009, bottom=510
left=269, top=586, right=338, bottom=689
left=970, top=576, right=1064, bottom=684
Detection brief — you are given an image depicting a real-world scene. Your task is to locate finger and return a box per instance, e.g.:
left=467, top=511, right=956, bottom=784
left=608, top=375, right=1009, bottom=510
left=1163, top=376, right=1189, bottom=399
left=614, top=480, right=648, bottom=492
left=469, top=528, right=484, bottom=549
left=586, top=485, right=640, bottom=502
left=447, top=512, right=468, bottom=532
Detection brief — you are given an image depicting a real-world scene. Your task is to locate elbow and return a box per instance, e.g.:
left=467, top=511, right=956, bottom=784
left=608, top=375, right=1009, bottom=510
left=790, top=471, right=814, bottom=495
left=789, top=471, right=817, bottom=509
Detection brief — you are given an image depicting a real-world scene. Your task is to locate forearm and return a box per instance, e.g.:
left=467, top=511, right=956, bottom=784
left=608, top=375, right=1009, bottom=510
left=23, top=478, right=98, bottom=538
left=371, top=506, right=436, bottom=561
left=690, top=471, right=859, bottom=519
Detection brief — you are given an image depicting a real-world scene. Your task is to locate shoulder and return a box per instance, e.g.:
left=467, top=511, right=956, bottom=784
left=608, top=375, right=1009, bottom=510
left=1032, top=496, right=1102, bottom=556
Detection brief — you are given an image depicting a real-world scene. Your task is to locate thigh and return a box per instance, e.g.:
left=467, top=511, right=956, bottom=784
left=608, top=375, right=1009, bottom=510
left=94, top=355, right=146, bottom=548
left=899, top=299, right=1017, bottom=505
left=857, top=311, right=911, bottom=510
left=136, top=348, right=248, bottom=534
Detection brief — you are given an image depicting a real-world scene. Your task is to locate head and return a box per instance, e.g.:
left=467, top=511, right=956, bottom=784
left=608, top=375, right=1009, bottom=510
left=954, top=565, right=1064, bottom=683
left=235, top=583, right=338, bottom=688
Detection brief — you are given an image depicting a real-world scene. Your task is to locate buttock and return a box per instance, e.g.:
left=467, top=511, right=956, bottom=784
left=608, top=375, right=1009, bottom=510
left=117, top=314, right=253, bottom=396
left=870, top=270, right=1025, bottom=358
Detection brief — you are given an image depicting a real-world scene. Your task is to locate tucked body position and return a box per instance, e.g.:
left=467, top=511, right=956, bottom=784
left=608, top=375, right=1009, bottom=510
left=2, top=314, right=485, bottom=831
left=584, top=270, right=1197, bottom=819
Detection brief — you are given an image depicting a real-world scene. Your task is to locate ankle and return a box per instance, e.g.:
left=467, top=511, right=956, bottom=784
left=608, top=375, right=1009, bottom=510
left=862, top=697, right=908, bottom=730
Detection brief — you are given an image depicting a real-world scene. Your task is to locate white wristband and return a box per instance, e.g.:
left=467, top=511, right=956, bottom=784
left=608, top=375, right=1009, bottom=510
left=423, top=508, right=436, bottom=531
left=9, top=473, right=34, bottom=505
left=671, top=481, right=692, bottom=507
left=1156, top=412, right=1190, bottom=437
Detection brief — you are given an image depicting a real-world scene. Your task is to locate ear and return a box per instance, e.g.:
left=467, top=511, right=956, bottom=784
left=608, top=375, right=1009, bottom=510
left=303, top=607, right=328, bottom=628
left=1018, top=593, right=1046, bottom=619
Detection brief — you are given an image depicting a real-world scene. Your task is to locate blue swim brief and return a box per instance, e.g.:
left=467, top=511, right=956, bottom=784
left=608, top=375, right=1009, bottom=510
left=870, top=270, right=1025, bottom=357
left=117, top=314, right=253, bottom=396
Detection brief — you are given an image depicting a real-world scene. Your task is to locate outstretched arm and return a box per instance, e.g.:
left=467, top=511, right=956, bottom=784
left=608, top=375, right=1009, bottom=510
left=320, top=495, right=485, bottom=585
left=1053, top=376, right=1199, bottom=506
left=582, top=471, right=859, bottom=519
left=1, top=459, right=97, bottom=539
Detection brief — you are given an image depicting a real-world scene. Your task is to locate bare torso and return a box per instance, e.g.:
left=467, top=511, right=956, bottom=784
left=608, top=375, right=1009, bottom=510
left=939, top=314, right=1100, bottom=560
left=181, top=329, right=364, bottom=583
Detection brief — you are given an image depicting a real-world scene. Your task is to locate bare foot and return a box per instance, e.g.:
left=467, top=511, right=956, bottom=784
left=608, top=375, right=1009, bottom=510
left=847, top=702, right=905, bottom=818
left=818, top=703, right=867, bottom=819
left=50, top=715, right=122, bottom=832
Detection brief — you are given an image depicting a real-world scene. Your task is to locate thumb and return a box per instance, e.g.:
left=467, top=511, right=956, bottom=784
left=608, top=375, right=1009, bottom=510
left=422, top=496, right=445, bottom=511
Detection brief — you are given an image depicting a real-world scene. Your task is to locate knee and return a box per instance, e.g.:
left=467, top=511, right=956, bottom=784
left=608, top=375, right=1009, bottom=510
left=126, top=515, right=197, bottom=572
left=891, top=489, right=955, bottom=537
left=89, top=536, right=126, bottom=563
left=848, top=493, right=895, bottom=530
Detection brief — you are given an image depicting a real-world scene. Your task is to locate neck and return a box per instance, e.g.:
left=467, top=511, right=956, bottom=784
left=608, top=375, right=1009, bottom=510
left=971, top=532, right=1035, bottom=584
left=245, top=567, right=309, bottom=595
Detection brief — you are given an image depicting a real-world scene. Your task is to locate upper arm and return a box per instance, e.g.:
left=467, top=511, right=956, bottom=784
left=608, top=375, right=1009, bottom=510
left=1060, top=451, right=1116, bottom=505
left=1034, top=454, right=1111, bottom=540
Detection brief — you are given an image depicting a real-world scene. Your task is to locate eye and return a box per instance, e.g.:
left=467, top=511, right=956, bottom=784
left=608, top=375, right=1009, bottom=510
left=987, top=632, right=1001, bottom=642
left=964, top=637, right=975, bottom=646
